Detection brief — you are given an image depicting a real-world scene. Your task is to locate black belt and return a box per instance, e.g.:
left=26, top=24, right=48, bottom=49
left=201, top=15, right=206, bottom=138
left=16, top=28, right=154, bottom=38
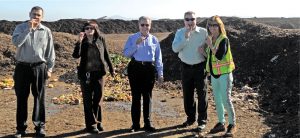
left=132, top=58, right=154, bottom=66
left=17, top=61, right=45, bottom=67
left=182, top=62, right=204, bottom=68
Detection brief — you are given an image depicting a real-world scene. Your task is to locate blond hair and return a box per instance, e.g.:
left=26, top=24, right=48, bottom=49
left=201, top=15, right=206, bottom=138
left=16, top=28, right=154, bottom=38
left=206, top=15, right=227, bottom=36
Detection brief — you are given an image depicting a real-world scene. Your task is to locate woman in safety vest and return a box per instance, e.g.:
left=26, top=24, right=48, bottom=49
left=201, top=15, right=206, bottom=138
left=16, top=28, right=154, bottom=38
left=199, top=15, right=236, bottom=137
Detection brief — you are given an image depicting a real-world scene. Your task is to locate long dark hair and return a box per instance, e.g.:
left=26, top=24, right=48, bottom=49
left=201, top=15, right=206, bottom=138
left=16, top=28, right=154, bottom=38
left=81, top=20, right=101, bottom=40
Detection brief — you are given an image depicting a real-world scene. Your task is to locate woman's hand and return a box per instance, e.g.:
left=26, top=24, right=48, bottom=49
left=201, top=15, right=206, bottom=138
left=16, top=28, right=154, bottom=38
left=205, top=36, right=212, bottom=47
left=78, top=32, right=85, bottom=42
left=198, top=45, right=207, bottom=57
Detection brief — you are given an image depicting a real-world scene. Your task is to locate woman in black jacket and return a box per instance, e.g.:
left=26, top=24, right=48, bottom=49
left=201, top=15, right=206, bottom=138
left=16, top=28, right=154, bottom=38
left=72, top=20, right=114, bottom=133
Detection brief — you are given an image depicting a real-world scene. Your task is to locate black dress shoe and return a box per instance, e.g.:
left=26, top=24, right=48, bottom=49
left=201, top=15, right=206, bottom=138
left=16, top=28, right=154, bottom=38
left=181, top=120, right=195, bottom=127
left=144, top=125, right=156, bottom=132
left=97, top=124, right=104, bottom=131
left=36, top=129, right=46, bottom=137
left=130, top=125, right=141, bottom=132
left=14, top=131, right=27, bottom=138
left=85, top=126, right=99, bottom=134
left=209, top=122, right=225, bottom=134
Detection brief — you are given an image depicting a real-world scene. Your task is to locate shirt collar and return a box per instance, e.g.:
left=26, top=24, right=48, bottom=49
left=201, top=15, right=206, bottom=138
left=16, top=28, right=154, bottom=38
left=183, top=26, right=201, bottom=33
left=36, top=23, right=46, bottom=30
left=194, top=26, right=201, bottom=33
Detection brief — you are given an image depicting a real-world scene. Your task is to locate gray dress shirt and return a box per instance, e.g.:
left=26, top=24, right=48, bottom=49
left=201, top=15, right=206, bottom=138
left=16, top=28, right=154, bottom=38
left=12, top=22, right=55, bottom=72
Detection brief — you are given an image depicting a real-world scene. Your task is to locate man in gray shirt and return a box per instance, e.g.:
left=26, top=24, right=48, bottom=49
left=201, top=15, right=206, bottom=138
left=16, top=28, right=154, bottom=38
left=12, top=6, right=55, bottom=138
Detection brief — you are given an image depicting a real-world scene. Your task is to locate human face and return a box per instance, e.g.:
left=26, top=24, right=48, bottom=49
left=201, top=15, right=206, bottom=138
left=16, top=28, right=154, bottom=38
left=29, top=9, right=43, bottom=23
left=184, top=13, right=196, bottom=30
left=84, top=25, right=95, bottom=36
left=139, top=19, right=151, bottom=36
left=208, top=21, right=220, bottom=36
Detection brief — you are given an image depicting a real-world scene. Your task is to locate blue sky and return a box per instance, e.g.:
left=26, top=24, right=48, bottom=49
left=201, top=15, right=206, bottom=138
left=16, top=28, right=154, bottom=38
left=0, top=0, right=298, bottom=21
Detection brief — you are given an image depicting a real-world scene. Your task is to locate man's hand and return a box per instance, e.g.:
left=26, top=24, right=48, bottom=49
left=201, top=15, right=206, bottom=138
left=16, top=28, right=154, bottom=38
left=185, top=26, right=192, bottom=39
left=136, top=36, right=147, bottom=45
left=110, top=70, right=115, bottom=77
left=28, top=19, right=38, bottom=30
left=47, top=71, right=52, bottom=79
left=158, top=76, right=164, bottom=84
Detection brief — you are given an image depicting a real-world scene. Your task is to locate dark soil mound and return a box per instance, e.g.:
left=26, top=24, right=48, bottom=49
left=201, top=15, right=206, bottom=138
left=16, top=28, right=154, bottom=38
left=1, top=17, right=299, bottom=35
left=160, top=17, right=299, bottom=137
left=0, top=19, right=184, bottom=35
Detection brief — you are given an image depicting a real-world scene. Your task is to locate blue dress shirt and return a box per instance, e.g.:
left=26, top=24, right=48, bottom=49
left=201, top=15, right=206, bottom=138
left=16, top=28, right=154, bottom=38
left=123, top=32, right=163, bottom=77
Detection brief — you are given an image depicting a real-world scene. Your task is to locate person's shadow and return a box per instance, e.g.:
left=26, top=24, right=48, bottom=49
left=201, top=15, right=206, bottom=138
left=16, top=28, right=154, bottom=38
left=0, top=132, right=46, bottom=138
left=1, top=124, right=209, bottom=138
left=47, top=124, right=195, bottom=138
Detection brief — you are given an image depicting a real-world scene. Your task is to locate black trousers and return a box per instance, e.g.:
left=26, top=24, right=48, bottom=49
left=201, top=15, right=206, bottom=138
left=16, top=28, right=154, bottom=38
left=14, top=62, right=47, bottom=131
left=181, top=62, right=208, bottom=125
left=127, top=60, right=155, bottom=127
left=80, top=72, right=104, bottom=128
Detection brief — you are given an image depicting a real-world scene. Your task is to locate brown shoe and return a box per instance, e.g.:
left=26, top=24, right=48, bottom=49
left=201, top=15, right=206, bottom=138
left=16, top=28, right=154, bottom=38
left=224, top=124, right=236, bottom=137
left=209, top=122, right=225, bottom=134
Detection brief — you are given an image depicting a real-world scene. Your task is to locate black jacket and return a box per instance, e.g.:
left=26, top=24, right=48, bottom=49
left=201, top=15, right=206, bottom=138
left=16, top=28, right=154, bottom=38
left=72, top=35, right=114, bottom=80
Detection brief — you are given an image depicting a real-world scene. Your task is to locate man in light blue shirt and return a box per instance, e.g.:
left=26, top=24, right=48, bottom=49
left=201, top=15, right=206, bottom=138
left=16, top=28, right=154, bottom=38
left=123, top=16, right=163, bottom=132
left=172, top=11, right=208, bottom=132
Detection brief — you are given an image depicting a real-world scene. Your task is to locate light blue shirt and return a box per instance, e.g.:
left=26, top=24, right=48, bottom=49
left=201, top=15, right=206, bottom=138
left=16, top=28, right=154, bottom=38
left=12, top=22, right=55, bottom=72
left=123, top=32, right=163, bottom=77
left=172, top=26, right=207, bottom=65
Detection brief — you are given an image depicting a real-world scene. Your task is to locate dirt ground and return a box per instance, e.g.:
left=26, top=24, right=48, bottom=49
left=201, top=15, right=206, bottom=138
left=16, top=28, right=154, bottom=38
left=0, top=75, right=270, bottom=138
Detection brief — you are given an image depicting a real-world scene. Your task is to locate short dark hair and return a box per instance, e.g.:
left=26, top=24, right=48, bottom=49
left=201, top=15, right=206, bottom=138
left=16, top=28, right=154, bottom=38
left=30, top=6, right=44, bottom=13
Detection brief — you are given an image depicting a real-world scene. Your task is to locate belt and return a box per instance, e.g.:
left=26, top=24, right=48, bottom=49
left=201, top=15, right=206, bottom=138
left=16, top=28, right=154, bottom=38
left=17, top=61, right=45, bottom=67
left=182, top=62, right=204, bottom=68
left=132, top=59, right=154, bottom=66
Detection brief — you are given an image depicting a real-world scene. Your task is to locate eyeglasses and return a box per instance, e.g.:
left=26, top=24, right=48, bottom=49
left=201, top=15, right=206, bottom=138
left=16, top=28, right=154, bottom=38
left=184, top=18, right=195, bottom=21
left=85, top=26, right=94, bottom=30
left=208, top=24, right=219, bottom=27
left=140, top=24, right=150, bottom=27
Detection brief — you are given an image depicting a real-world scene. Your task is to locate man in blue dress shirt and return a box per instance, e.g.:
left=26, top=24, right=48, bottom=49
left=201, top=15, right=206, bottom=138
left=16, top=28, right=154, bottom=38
left=123, top=16, right=163, bottom=132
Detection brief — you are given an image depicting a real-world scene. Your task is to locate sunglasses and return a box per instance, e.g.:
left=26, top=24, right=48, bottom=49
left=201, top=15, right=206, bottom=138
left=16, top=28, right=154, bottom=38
left=208, top=24, right=219, bottom=27
left=184, top=18, right=195, bottom=21
left=85, top=26, right=94, bottom=30
left=32, top=13, right=41, bottom=17
left=140, top=24, right=150, bottom=27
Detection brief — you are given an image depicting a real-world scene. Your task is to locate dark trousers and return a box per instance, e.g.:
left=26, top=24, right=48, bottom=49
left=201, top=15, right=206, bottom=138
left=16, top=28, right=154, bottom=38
left=80, top=73, right=104, bottom=128
left=181, top=62, right=208, bottom=125
left=127, top=60, right=155, bottom=127
left=14, top=63, right=47, bottom=131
